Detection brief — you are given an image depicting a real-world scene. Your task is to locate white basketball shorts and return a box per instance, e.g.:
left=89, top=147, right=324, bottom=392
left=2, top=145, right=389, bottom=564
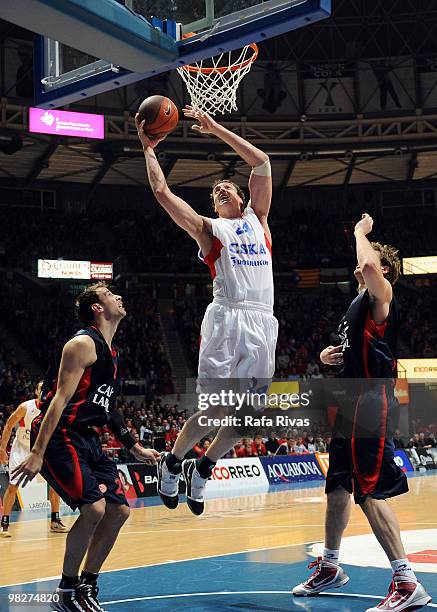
left=197, top=299, right=278, bottom=394
left=8, top=443, right=29, bottom=486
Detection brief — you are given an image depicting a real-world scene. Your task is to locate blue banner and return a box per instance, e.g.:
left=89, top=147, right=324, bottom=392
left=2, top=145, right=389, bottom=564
left=260, top=454, right=324, bottom=485
left=394, top=450, right=414, bottom=473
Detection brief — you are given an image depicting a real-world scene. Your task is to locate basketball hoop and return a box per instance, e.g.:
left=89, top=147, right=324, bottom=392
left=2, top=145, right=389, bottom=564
left=177, top=43, right=258, bottom=116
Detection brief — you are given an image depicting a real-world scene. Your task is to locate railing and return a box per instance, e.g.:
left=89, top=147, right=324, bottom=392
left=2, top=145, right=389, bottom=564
left=4, top=97, right=437, bottom=151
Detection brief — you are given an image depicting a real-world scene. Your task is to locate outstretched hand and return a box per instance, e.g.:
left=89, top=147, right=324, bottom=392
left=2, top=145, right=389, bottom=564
left=131, top=444, right=161, bottom=465
left=11, top=450, right=43, bottom=487
left=135, top=114, right=166, bottom=150
left=320, top=345, right=344, bottom=366
left=183, top=105, right=218, bottom=134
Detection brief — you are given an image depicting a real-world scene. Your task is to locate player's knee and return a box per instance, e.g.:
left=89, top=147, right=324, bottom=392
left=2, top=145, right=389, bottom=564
left=358, top=494, right=378, bottom=511
left=82, top=499, right=106, bottom=526
left=106, top=502, right=130, bottom=520
left=117, top=504, right=130, bottom=524
left=105, top=503, right=130, bottom=526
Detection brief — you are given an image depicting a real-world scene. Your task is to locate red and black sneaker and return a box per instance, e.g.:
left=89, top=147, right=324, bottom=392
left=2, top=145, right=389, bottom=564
left=365, top=574, right=432, bottom=612
left=292, top=557, right=349, bottom=597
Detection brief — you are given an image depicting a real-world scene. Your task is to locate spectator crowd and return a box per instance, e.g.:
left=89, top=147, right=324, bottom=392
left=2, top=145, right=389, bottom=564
left=1, top=203, right=437, bottom=465
left=0, top=351, right=35, bottom=448
left=2, top=203, right=437, bottom=274
left=397, top=287, right=437, bottom=357
left=393, top=428, right=437, bottom=450
left=0, top=279, right=173, bottom=398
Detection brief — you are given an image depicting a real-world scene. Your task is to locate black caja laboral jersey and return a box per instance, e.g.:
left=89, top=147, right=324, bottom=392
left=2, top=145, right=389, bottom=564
left=31, top=325, right=135, bottom=511
left=338, top=289, right=397, bottom=380
left=330, top=291, right=407, bottom=502
left=39, top=325, right=120, bottom=429
left=334, top=288, right=400, bottom=441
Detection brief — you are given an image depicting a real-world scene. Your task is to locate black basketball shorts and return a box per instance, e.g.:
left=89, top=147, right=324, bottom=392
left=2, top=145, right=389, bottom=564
left=325, top=436, right=408, bottom=504
left=31, top=420, right=128, bottom=511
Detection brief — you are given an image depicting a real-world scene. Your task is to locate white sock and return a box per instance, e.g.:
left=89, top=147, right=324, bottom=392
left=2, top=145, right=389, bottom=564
left=391, top=558, right=416, bottom=581
left=322, top=548, right=340, bottom=566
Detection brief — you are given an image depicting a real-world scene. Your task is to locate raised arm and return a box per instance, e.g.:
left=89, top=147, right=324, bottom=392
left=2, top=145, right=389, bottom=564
left=354, top=214, right=392, bottom=323
left=11, top=335, right=96, bottom=486
left=183, top=107, right=272, bottom=224
left=0, top=403, right=27, bottom=463
left=135, top=115, right=213, bottom=257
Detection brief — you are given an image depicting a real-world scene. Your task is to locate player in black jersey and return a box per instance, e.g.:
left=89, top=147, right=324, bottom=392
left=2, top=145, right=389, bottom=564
left=12, top=282, right=160, bottom=612
left=293, top=215, right=431, bottom=611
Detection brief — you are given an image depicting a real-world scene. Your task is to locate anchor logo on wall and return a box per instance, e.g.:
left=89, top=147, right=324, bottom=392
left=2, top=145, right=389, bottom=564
left=320, top=82, right=338, bottom=107
left=316, top=80, right=343, bottom=113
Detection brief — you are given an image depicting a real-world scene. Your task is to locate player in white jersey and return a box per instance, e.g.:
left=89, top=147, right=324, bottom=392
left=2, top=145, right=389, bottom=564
left=0, top=382, right=68, bottom=537
left=136, top=106, right=278, bottom=515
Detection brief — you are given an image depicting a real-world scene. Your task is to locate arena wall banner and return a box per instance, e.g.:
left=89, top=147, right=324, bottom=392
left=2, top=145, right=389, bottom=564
left=37, top=259, right=113, bottom=280
left=415, top=449, right=437, bottom=470
left=0, top=469, right=71, bottom=513
left=428, top=448, right=437, bottom=466
left=394, top=450, right=414, bottom=473
left=405, top=448, right=437, bottom=471
left=29, top=107, right=105, bottom=139
left=397, top=358, right=437, bottom=379
left=315, top=452, right=330, bottom=477
left=120, top=460, right=268, bottom=499
left=394, top=378, right=410, bottom=404
left=318, top=451, right=414, bottom=476
left=260, top=455, right=325, bottom=485
left=122, top=463, right=186, bottom=498
left=402, top=255, right=437, bottom=275
left=16, top=475, right=51, bottom=511
left=206, top=458, right=269, bottom=496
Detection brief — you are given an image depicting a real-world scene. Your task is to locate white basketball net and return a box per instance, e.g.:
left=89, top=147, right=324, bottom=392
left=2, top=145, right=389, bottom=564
left=177, top=44, right=258, bottom=115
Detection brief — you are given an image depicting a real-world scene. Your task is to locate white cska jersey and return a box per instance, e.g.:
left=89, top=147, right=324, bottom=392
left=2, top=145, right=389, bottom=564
left=199, top=206, right=274, bottom=310
left=11, top=399, right=40, bottom=452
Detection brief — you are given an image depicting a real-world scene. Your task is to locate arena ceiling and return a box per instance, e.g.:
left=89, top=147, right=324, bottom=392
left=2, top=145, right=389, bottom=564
left=2, top=132, right=437, bottom=190
left=2, top=104, right=437, bottom=189
left=2, top=1, right=437, bottom=189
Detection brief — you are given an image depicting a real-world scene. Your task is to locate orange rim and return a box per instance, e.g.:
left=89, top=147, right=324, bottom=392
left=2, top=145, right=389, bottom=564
left=181, top=43, right=258, bottom=75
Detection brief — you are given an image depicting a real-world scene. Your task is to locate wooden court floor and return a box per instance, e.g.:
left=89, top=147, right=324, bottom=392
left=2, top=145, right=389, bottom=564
left=1, top=474, right=437, bottom=587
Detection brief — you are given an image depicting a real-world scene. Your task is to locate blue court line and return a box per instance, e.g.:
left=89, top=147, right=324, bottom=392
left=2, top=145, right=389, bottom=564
left=1, top=546, right=436, bottom=611
left=94, top=557, right=437, bottom=611
left=101, top=590, right=437, bottom=606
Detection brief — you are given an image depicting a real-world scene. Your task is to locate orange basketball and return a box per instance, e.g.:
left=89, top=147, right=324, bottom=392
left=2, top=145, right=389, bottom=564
left=137, top=95, right=179, bottom=139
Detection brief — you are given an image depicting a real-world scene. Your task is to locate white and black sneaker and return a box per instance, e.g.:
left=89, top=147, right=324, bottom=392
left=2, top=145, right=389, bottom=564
left=77, top=583, right=107, bottom=612
left=182, top=459, right=208, bottom=516
left=157, top=452, right=180, bottom=509
left=50, top=587, right=89, bottom=611
left=51, top=583, right=107, bottom=612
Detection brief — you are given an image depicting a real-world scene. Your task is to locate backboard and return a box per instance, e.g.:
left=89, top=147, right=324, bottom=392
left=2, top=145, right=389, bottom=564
left=33, top=0, right=331, bottom=108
